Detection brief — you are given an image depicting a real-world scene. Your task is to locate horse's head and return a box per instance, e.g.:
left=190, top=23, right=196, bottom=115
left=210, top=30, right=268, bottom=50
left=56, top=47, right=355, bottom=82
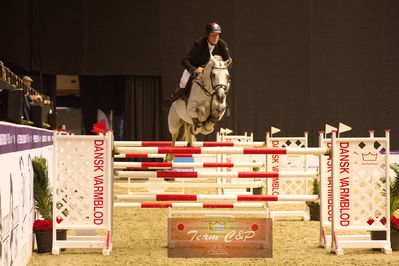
left=210, top=56, right=232, bottom=94
left=201, top=55, right=232, bottom=94
left=211, top=87, right=227, bottom=121
left=202, top=87, right=227, bottom=132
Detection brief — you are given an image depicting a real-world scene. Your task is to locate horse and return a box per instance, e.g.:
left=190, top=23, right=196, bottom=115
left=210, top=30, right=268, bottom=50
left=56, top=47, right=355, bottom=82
left=167, top=55, right=232, bottom=161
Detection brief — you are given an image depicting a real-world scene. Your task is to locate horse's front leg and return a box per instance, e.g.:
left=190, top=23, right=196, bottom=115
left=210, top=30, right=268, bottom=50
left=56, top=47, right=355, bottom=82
left=187, top=101, right=207, bottom=121
left=184, top=123, right=195, bottom=147
left=165, top=132, right=178, bottom=163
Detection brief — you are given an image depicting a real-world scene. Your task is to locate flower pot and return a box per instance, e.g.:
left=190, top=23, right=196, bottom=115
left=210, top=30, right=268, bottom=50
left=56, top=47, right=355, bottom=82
left=392, top=231, right=399, bottom=251
left=35, top=231, right=52, bottom=253
left=370, top=230, right=399, bottom=251
left=57, top=229, right=68, bottom=251
left=309, top=205, right=320, bottom=221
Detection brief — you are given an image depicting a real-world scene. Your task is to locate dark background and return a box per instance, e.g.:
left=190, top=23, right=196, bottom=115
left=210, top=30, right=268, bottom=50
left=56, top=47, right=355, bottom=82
left=1, top=0, right=398, bottom=147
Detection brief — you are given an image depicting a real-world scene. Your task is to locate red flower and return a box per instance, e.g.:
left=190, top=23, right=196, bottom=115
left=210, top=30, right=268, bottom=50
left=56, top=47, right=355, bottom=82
left=33, top=219, right=53, bottom=232
left=391, top=216, right=399, bottom=230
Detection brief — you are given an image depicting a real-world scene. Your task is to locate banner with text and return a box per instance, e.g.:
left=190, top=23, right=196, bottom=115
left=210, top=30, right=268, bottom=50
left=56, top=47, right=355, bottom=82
left=168, top=218, right=272, bottom=258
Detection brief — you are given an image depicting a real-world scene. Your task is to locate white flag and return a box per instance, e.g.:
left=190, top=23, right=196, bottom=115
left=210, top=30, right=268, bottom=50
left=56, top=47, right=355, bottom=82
left=271, top=126, right=281, bottom=135
left=325, top=124, right=337, bottom=134
left=224, top=128, right=233, bottom=135
left=219, top=128, right=226, bottom=134
left=338, top=123, right=352, bottom=134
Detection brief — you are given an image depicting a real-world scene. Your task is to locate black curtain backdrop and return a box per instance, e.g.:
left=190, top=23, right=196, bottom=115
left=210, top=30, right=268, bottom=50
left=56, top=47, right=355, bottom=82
left=124, top=76, right=163, bottom=141
left=1, top=0, right=399, bottom=147
left=79, top=76, right=125, bottom=134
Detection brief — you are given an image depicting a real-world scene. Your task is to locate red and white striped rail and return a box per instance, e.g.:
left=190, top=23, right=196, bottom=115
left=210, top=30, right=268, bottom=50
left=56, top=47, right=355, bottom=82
left=114, top=161, right=264, bottom=169
left=114, top=141, right=265, bottom=147
left=114, top=202, right=266, bottom=208
left=116, top=194, right=318, bottom=202
left=115, top=182, right=264, bottom=188
left=115, top=147, right=329, bottom=155
left=114, top=153, right=215, bottom=158
left=115, top=170, right=317, bottom=178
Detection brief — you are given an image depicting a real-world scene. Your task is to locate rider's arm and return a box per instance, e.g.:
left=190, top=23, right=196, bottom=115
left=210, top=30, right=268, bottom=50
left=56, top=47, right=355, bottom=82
left=181, top=42, right=200, bottom=74
left=218, top=39, right=231, bottom=62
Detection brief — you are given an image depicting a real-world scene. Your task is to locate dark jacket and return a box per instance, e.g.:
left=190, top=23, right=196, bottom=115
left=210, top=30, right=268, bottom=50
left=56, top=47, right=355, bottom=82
left=181, top=37, right=231, bottom=73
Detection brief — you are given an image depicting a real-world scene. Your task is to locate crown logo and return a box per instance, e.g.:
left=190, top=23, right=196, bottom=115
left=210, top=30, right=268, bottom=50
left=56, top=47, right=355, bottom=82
left=362, top=152, right=378, bottom=161
left=209, top=221, right=227, bottom=233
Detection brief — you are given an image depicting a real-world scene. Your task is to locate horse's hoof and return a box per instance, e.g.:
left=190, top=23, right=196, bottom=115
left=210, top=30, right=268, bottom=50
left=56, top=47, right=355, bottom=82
left=165, top=154, right=174, bottom=163
left=190, top=126, right=201, bottom=135
left=204, top=122, right=214, bottom=131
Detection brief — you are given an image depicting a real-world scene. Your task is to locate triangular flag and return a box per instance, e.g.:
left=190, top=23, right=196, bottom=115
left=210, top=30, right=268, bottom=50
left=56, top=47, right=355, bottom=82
left=325, top=124, right=337, bottom=134
left=91, top=120, right=107, bottom=134
left=219, top=128, right=226, bottom=134
left=338, top=123, right=352, bottom=134
left=271, top=126, right=281, bottom=135
left=224, top=128, right=233, bottom=135
left=93, top=120, right=106, bottom=130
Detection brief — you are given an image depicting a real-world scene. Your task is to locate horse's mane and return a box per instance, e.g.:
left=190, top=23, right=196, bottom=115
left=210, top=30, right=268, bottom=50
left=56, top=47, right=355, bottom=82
left=212, top=55, right=223, bottom=62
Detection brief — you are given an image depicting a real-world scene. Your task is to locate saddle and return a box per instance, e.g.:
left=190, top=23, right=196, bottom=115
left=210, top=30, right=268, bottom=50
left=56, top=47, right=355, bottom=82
left=163, top=75, right=196, bottom=109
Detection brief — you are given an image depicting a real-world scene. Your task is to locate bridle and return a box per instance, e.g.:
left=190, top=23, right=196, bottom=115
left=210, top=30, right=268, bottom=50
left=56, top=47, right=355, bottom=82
left=193, top=63, right=230, bottom=124
left=194, top=64, right=230, bottom=97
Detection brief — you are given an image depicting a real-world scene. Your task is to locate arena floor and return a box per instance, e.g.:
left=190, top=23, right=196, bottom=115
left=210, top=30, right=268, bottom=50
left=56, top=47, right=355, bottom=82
left=29, top=185, right=399, bottom=266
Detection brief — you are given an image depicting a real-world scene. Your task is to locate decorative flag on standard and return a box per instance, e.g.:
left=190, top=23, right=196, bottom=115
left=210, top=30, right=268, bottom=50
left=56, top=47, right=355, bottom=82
left=325, top=124, right=337, bottom=134
left=338, top=123, right=352, bottom=134
left=271, top=126, right=281, bottom=135
left=220, top=128, right=233, bottom=135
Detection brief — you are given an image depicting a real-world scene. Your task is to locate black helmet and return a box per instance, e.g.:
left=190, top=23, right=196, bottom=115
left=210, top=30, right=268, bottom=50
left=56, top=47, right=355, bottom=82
left=205, top=22, right=222, bottom=34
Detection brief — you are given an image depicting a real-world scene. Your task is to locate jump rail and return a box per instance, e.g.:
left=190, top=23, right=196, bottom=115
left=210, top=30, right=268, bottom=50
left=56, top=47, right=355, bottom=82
left=115, top=182, right=264, bottom=188
left=114, top=161, right=264, bottom=169
left=116, top=194, right=318, bottom=202
left=114, top=141, right=265, bottom=147
left=115, top=147, right=329, bottom=155
left=115, top=170, right=318, bottom=178
left=114, top=202, right=266, bottom=208
left=114, top=153, right=215, bottom=158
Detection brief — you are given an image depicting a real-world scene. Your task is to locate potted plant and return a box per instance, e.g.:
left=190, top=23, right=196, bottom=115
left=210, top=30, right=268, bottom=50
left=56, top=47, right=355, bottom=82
left=32, top=157, right=53, bottom=253
left=307, top=178, right=320, bottom=221
left=369, top=163, right=399, bottom=251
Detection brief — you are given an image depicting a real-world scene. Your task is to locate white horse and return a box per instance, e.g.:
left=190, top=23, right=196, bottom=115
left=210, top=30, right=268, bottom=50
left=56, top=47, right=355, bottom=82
left=167, top=56, right=232, bottom=158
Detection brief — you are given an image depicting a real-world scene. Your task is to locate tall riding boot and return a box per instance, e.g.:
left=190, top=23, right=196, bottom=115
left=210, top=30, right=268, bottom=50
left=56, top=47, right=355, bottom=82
left=163, top=87, right=186, bottom=108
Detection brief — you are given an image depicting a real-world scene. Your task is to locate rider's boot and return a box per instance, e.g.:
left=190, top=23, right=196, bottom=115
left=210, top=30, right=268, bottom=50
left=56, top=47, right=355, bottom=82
left=163, top=87, right=186, bottom=109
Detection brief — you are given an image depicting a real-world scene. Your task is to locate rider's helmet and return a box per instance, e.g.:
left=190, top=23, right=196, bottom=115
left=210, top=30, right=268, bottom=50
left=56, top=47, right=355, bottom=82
left=205, top=22, right=222, bottom=34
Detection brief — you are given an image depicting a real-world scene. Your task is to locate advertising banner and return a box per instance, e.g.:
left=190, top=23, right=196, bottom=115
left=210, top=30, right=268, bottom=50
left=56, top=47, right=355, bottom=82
left=168, top=217, right=272, bottom=258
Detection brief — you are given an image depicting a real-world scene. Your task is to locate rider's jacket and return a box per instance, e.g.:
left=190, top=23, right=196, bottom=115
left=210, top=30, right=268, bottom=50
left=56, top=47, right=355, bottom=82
left=181, top=37, right=231, bottom=74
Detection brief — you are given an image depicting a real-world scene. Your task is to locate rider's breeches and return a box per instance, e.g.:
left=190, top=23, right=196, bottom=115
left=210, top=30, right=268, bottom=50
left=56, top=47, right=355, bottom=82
left=179, top=69, right=190, bottom=88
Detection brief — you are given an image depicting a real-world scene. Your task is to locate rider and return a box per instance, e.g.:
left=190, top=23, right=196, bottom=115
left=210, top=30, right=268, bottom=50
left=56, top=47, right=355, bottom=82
left=166, top=22, right=232, bottom=105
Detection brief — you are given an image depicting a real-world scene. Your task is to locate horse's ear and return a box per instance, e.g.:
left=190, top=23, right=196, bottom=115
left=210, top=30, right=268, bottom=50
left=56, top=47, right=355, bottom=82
left=224, top=58, right=232, bottom=67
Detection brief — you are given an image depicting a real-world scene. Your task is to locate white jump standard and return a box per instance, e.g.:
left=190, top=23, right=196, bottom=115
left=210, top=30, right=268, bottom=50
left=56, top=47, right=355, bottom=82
left=50, top=128, right=392, bottom=256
